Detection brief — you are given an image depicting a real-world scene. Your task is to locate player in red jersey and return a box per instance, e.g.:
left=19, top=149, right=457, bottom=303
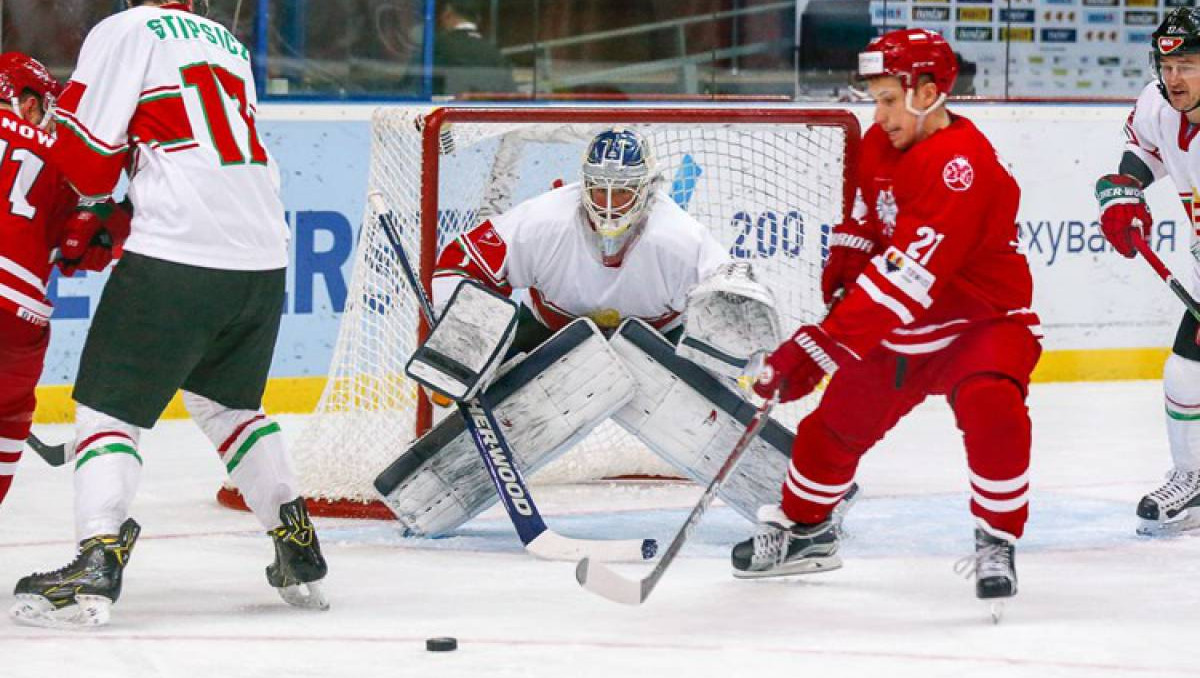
left=730, top=29, right=1041, bottom=604
left=0, top=52, right=129, bottom=510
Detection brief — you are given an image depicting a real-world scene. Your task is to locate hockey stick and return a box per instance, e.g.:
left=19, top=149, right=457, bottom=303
left=1132, top=229, right=1200, bottom=323
left=369, top=192, right=656, bottom=562
left=25, top=433, right=70, bottom=468
left=576, top=390, right=780, bottom=605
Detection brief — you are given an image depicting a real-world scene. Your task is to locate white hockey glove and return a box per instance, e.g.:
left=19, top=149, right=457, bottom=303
left=677, top=262, right=781, bottom=379
left=406, top=280, right=519, bottom=402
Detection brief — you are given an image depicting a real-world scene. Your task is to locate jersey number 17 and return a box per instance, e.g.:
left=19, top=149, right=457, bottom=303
left=181, top=63, right=268, bottom=166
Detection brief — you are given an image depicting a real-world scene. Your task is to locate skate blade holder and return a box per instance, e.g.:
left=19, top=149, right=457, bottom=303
left=276, top=580, right=330, bottom=611
left=10, top=593, right=112, bottom=629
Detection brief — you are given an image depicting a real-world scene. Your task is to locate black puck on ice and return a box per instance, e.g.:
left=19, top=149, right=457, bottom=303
left=426, top=637, right=458, bottom=652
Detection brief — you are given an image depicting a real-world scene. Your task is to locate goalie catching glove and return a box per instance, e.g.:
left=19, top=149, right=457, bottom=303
left=405, top=279, right=518, bottom=402
left=1095, top=174, right=1152, bottom=258
left=677, top=262, right=781, bottom=378
left=754, top=325, right=855, bottom=403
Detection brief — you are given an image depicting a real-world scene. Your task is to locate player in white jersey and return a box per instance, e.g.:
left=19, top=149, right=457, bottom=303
left=11, top=1, right=327, bottom=629
left=1095, top=6, right=1200, bottom=535
left=433, top=129, right=729, bottom=342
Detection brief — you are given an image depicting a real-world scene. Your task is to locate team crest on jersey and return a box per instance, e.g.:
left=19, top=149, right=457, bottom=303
left=942, top=156, right=975, bottom=192
left=1159, top=36, right=1185, bottom=55
left=475, top=226, right=503, bottom=248
left=875, top=188, right=898, bottom=236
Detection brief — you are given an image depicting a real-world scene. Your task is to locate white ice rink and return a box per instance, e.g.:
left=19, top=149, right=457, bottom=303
left=1, top=380, right=1198, bottom=678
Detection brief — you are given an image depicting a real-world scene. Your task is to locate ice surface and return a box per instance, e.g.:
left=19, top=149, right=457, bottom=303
left=1, top=381, right=1197, bottom=677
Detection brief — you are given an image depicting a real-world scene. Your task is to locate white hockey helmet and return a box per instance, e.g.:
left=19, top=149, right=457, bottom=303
left=581, top=127, right=658, bottom=266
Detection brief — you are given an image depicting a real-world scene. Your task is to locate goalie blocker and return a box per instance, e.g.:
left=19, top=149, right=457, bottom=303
left=406, top=280, right=518, bottom=402
left=376, top=317, right=815, bottom=537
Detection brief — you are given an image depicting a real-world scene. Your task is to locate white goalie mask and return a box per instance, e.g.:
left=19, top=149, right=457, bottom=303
left=581, top=128, right=658, bottom=266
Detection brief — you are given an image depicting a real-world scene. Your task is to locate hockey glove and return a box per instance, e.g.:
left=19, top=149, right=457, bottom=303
left=58, top=198, right=132, bottom=276
left=821, top=219, right=877, bottom=308
left=753, top=325, right=853, bottom=404
left=1095, top=174, right=1152, bottom=259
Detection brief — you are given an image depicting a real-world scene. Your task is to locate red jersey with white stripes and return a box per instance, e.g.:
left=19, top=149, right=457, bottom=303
left=0, top=110, right=74, bottom=326
left=433, top=183, right=729, bottom=334
left=824, top=115, right=1039, bottom=357
left=52, top=3, right=287, bottom=271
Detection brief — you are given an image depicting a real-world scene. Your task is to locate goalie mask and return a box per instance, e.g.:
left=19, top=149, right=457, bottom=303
left=581, top=128, right=658, bottom=266
left=1152, top=8, right=1200, bottom=112
left=0, top=52, right=60, bottom=129
left=858, top=29, right=958, bottom=117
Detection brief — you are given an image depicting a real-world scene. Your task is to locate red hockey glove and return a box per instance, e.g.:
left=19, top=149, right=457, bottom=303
left=753, top=325, right=854, bottom=403
left=57, top=199, right=132, bottom=276
left=821, top=219, right=878, bottom=307
left=1095, top=174, right=1152, bottom=259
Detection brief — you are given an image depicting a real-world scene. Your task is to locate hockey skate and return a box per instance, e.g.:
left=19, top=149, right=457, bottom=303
left=10, top=518, right=141, bottom=629
left=1136, top=468, right=1200, bottom=536
left=266, top=498, right=329, bottom=611
left=967, top=528, right=1017, bottom=623
left=730, top=505, right=841, bottom=579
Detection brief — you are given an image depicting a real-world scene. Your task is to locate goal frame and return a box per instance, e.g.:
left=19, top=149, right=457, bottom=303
left=218, top=106, right=861, bottom=520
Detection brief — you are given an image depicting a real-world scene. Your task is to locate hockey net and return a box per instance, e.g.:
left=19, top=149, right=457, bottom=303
left=220, top=106, right=859, bottom=519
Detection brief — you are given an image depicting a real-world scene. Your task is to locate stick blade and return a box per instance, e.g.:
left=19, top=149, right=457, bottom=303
left=25, top=435, right=69, bottom=467
left=575, top=558, right=647, bottom=606
left=526, top=531, right=657, bottom=562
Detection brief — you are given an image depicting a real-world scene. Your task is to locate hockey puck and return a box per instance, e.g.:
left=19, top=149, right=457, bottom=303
left=426, top=637, right=458, bottom=652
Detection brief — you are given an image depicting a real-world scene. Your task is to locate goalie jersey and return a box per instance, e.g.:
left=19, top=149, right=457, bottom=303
left=828, top=116, right=1040, bottom=357
left=1124, top=82, right=1200, bottom=292
left=433, top=183, right=729, bottom=334
left=51, top=4, right=288, bottom=271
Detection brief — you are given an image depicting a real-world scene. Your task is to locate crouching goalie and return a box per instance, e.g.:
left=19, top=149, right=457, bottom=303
left=376, top=127, right=858, bottom=536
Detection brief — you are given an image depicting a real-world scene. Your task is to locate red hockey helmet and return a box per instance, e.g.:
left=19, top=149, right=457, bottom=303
left=859, top=29, right=959, bottom=96
left=0, top=52, right=60, bottom=119
left=125, top=1, right=203, bottom=13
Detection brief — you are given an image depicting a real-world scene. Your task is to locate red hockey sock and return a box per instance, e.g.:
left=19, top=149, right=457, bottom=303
left=953, top=375, right=1031, bottom=540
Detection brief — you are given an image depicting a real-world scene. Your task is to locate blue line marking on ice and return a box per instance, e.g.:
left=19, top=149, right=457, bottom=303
left=321, top=492, right=1143, bottom=558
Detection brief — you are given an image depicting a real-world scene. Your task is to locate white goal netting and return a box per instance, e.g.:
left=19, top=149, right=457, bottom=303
left=278, top=106, right=858, bottom=517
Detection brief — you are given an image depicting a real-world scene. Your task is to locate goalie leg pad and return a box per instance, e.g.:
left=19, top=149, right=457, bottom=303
left=375, top=318, right=635, bottom=537
left=610, top=318, right=792, bottom=522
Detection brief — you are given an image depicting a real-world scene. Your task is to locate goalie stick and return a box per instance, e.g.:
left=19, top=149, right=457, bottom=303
left=369, top=192, right=657, bottom=563
left=575, top=390, right=780, bottom=605
left=1131, top=228, right=1200, bottom=323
